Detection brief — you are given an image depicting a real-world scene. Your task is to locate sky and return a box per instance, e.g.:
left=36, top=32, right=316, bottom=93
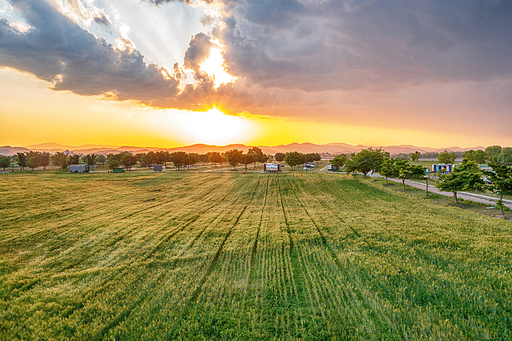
left=1, top=0, right=511, bottom=148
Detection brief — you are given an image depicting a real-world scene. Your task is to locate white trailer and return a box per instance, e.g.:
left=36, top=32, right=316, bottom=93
left=69, top=164, right=89, bottom=173
left=264, top=163, right=281, bottom=172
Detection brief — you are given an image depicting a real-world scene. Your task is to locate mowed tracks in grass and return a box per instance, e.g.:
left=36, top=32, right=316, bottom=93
left=0, top=172, right=251, bottom=339
left=1, top=172, right=511, bottom=340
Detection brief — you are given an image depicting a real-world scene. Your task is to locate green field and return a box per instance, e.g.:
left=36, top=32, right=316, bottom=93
left=1, top=172, right=511, bottom=340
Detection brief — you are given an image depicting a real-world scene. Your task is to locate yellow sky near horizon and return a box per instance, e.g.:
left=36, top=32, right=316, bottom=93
left=0, top=68, right=508, bottom=149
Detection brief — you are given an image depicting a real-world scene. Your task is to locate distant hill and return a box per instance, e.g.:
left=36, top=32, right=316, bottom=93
left=1, top=142, right=486, bottom=156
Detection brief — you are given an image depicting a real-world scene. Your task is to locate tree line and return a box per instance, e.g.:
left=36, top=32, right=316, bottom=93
left=0, top=147, right=271, bottom=172
left=329, top=147, right=512, bottom=215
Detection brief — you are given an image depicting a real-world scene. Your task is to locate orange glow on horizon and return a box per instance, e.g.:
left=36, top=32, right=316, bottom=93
left=1, top=68, right=511, bottom=149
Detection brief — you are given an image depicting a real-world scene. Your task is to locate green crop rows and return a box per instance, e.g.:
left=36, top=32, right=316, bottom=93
left=0, top=172, right=511, bottom=340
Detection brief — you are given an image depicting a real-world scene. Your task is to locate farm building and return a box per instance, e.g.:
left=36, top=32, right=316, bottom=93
left=68, top=164, right=89, bottom=173
left=264, top=163, right=281, bottom=172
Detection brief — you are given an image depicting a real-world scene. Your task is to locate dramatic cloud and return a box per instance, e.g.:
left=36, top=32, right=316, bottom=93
left=1, top=0, right=512, bottom=138
left=215, top=0, right=512, bottom=91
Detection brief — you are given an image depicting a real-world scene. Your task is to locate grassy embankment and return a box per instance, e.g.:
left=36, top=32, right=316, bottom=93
left=0, top=172, right=511, bottom=340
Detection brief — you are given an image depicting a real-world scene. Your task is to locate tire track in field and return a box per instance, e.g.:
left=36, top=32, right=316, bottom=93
left=237, top=174, right=269, bottom=333
left=6, top=176, right=245, bottom=325
left=276, top=174, right=309, bottom=337
left=286, top=175, right=389, bottom=336
left=301, top=174, right=420, bottom=337
left=42, top=175, right=237, bottom=274
left=87, top=177, right=253, bottom=339
left=164, top=177, right=261, bottom=337
left=188, top=177, right=261, bottom=304
left=313, top=176, right=502, bottom=339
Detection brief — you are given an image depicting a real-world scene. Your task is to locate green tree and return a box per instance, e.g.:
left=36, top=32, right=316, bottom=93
left=436, top=159, right=485, bottom=204
left=247, top=147, right=266, bottom=168
left=485, top=145, right=502, bottom=163
left=331, top=154, right=349, bottom=169
left=83, top=154, right=97, bottom=165
left=67, top=155, right=80, bottom=166
left=96, top=154, right=106, bottom=167
left=284, top=152, right=306, bottom=169
left=224, top=149, right=244, bottom=170
left=242, top=153, right=255, bottom=171
left=17, top=152, right=27, bottom=170
left=186, top=153, right=200, bottom=168
left=438, top=152, right=456, bottom=164
left=208, top=152, right=223, bottom=166
left=484, top=163, right=512, bottom=216
left=170, top=151, right=188, bottom=170
left=410, top=151, right=420, bottom=162
left=0, top=156, right=11, bottom=171
left=121, top=153, right=137, bottom=169
left=156, top=151, right=169, bottom=165
left=499, top=147, right=512, bottom=165
left=464, top=150, right=486, bottom=164
left=27, top=152, right=42, bottom=170
left=346, top=147, right=386, bottom=178
left=275, top=153, right=286, bottom=162
left=143, top=152, right=157, bottom=166
left=379, top=158, right=399, bottom=184
left=396, top=161, right=425, bottom=190
left=51, top=152, right=68, bottom=170
left=107, top=153, right=122, bottom=170
left=39, top=152, right=50, bottom=170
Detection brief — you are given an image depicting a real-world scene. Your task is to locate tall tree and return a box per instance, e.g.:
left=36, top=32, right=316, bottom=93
left=224, top=149, right=244, bottom=170
left=484, top=163, right=512, bottom=215
left=208, top=152, right=223, bottom=166
left=499, top=147, right=512, bottom=165
left=83, top=154, right=97, bottom=165
left=27, top=152, right=42, bottom=170
left=107, top=154, right=122, bottom=170
left=17, top=152, right=27, bottom=170
left=485, top=145, right=502, bottom=163
left=464, top=150, right=486, bottom=164
left=39, top=152, right=50, bottom=170
left=438, top=152, right=456, bottom=164
left=0, top=156, right=11, bottom=171
left=396, top=161, right=425, bottom=190
left=379, top=158, right=399, bottom=184
left=275, top=153, right=286, bottom=162
left=51, top=152, right=68, bottom=170
left=436, top=159, right=485, bottom=204
left=96, top=154, right=107, bottom=167
left=410, top=151, right=420, bottom=162
left=121, top=153, right=137, bottom=169
left=67, top=155, right=80, bottom=166
left=284, top=152, right=306, bottom=169
left=331, top=154, right=349, bottom=169
left=247, top=147, right=265, bottom=168
left=242, top=153, right=255, bottom=171
left=346, top=147, right=386, bottom=178
left=170, top=151, right=188, bottom=170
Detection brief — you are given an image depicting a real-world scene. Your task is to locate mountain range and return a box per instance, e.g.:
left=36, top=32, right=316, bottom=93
left=0, top=142, right=484, bottom=156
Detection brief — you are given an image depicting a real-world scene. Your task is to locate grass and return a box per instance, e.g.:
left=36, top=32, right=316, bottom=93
left=0, top=172, right=511, bottom=340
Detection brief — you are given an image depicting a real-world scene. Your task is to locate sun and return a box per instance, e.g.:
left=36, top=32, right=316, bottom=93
left=199, top=47, right=237, bottom=89
left=172, top=107, right=256, bottom=145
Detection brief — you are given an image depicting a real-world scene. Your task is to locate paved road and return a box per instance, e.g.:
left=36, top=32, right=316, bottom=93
left=386, top=177, right=512, bottom=209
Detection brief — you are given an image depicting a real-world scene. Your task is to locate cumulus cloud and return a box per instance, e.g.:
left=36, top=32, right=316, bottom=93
left=0, top=0, right=241, bottom=110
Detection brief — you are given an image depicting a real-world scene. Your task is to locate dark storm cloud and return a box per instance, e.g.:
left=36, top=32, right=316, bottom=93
left=214, top=0, right=512, bottom=91
left=0, top=0, right=228, bottom=109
